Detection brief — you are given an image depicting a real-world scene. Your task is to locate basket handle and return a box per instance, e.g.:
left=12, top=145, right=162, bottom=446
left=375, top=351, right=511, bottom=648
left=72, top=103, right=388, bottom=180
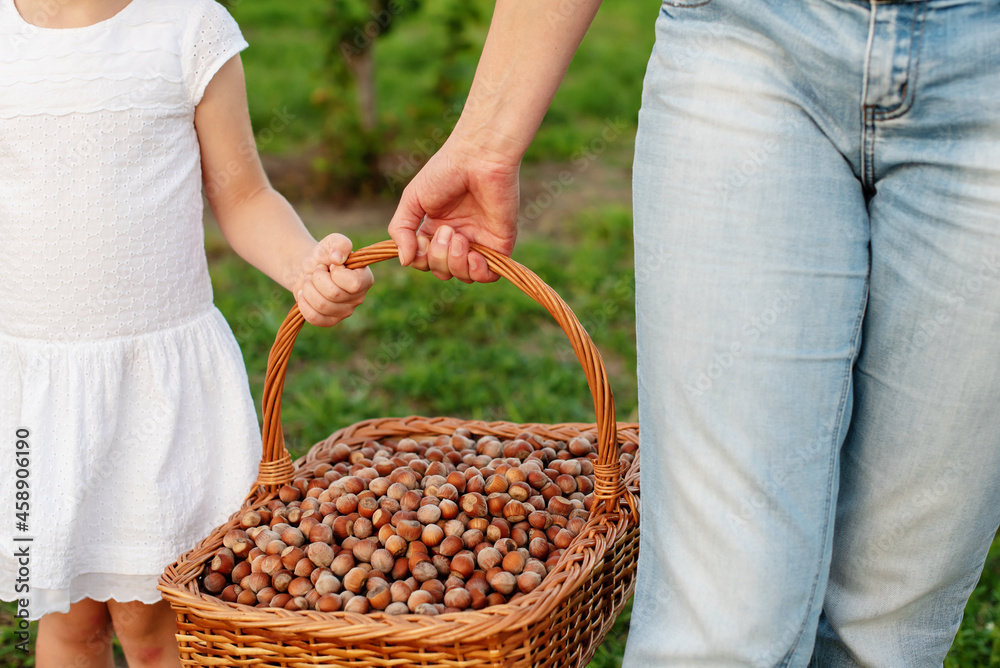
left=254, top=239, right=625, bottom=513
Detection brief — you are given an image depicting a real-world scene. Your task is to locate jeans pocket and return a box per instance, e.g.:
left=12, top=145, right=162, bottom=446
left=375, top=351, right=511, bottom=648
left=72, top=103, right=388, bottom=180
left=663, top=0, right=713, bottom=6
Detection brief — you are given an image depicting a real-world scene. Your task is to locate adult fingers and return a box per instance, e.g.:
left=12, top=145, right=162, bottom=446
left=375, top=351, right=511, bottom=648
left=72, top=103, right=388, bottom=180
left=388, top=184, right=427, bottom=267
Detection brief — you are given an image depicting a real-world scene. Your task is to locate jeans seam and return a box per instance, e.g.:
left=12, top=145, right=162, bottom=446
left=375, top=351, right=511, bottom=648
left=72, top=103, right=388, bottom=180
left=778, top=278, right=870, bottom=668
left=863, top=109, right=876, bottom=193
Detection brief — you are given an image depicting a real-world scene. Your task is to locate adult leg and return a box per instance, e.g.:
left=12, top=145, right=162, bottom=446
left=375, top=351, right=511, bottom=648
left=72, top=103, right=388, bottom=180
left=813, top=1, right=1000, bottom=664
left=35, top=598, right=114, bottom=668
left=107, top=599, right=182, bottom=667
left=623, top=1, right=874, bottom=665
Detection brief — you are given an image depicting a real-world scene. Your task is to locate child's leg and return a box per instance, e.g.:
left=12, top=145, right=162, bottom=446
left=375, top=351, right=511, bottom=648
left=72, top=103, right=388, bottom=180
left=36, top=597, right=115, bottom=668
left=106, top=599, right=181, bottom=667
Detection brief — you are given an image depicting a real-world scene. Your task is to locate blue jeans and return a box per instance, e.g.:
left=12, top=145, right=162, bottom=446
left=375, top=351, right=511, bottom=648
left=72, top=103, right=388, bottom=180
left=624, top=1, right=1000, bottom=666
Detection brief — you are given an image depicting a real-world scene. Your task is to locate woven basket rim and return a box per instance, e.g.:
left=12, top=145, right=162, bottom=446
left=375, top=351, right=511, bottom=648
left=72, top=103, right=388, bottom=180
left=158, top=417, right=639, bottom=642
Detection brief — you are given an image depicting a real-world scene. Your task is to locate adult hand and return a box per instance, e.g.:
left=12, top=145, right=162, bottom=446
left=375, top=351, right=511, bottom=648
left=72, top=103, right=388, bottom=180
left=388, top=135, right=519, bottom=283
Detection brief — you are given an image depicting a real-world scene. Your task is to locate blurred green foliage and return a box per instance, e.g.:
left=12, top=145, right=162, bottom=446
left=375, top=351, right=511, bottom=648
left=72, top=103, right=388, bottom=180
left=232, top=0, right=656, bottom=192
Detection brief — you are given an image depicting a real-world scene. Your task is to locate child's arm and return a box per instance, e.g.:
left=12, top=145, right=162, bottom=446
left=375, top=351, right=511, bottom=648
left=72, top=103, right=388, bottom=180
left=194, top=55, right=373, bottom=327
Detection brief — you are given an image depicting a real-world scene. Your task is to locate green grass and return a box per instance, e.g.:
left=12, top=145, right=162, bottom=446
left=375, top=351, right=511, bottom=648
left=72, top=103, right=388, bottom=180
left=210, top=208, right=638, bottom=455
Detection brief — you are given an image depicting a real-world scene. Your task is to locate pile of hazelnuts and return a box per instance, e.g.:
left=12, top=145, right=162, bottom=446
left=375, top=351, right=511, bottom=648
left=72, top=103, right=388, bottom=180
left=199, top=428, right=625, bottom=615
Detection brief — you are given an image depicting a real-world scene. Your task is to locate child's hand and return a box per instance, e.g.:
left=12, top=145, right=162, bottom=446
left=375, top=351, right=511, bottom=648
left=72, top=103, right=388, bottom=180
left=294, top=234, right=374, bottom=327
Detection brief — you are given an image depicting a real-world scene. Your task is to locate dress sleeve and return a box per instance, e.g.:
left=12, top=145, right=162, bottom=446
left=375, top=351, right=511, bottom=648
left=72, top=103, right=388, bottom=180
left=181, top=0, right=248, bottom=107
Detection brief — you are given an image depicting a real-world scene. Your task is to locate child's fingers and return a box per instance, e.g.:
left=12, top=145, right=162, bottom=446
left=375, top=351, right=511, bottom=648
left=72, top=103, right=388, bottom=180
left=297, top=290, right=350, bottom=327
left=321, top=233, right=353, bottom=265
left=329, top=264, right=374, bottom=297
left=297, top=275, right=363, bottom=327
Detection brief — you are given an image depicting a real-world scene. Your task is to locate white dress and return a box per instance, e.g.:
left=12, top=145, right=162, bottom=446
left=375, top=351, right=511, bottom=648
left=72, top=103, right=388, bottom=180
left=0, top=0, right=262, bottom=619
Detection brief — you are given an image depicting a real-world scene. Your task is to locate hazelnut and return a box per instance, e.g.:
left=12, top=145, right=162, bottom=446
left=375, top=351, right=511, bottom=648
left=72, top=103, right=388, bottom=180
left=287, top=576, right=313, bottom=598
left=220, top=584, right=242, bottom=603
left=484, top=474, right=508, bottom=495
left=353, top=538, right=379, bottom=563
left=437, top=535, right=464, bottom=558
left=553, top=529, right=574, bottom=550
left=202, top=572, right=227, bottom=594
left=343, top=567, right=368, bottom=594
left=384, top=601, right=410, bottom=615
left=396, top=519, right=423, bottom=542
left=406, top=589, right=435, bottom=612
left=391, top=556, right=411, bottom=581
left=314, top=572, right=342, bottom=596
left=240, top=510, right=261, bottom=529
left=317, top=593, right=342, bottom=612
left=278, top=484, right=301, bottom=503
left=476, top=547, right=502, bottom=571
left=486, top=592, right=508, bottom=607
left=502, top=551, right=525, bottom=575
left=240, top=572, right=271, bottom=594
left=384, top=534, right=407, bottom=557
left=467, top=517, right=490, bottom=533
left=344, top=596, right=370, bottom=614
left=256, top=586, right=278, bottom=606
left=272, top=569, right=294, bottom=592
left=209, top=548, right=235, bottom=577
left=306, top=542, right=335, bottom=568
left=400, top=490, right=423, bottom=512
left=421, top=524, right=444, bottom=548
left=449, top=552, right=475, bottom=580
left=460, top=493, right=487, bottom=518
left=370, top=548, right=395, bottom=574
left=411, top=560, right=438, bottom=583
left=502, top=500, right=528, bottom=523
left=309, top=523, right=334, bottom=545
left=331, top=551, right=356, bottom=577
left=443, top=587, right=471, bottom=610
left=231, top=560, right=252, bottom=584
left=294, top=556, right=316, bottom=578
left=416, top=504, right=442, bottom=525
left=390, top=579, right=414, bottom=603
left=287, top=596, right=310, bottom=611
left=236, top=589, right=258, bottom=606
left=508, top=482, right=532, bottom=502
left=367, top=583, right=391, bottom=610
left=280, top=527, right=305, bottom=548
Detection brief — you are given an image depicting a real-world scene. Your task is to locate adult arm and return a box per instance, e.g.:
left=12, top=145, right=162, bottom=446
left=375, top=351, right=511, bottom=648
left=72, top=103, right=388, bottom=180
left=387, top=0, right=603, bottom=283
left=195, top=55, right=374, bottom=326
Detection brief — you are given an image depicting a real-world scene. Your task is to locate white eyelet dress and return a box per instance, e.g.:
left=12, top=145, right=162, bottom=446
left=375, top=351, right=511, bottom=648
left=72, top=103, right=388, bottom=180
left=0, top=0, right=262, bottom=619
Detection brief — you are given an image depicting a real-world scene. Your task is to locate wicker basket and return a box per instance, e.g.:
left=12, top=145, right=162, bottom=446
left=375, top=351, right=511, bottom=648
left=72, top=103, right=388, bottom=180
left=158, top=240, right=640, bottom=667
